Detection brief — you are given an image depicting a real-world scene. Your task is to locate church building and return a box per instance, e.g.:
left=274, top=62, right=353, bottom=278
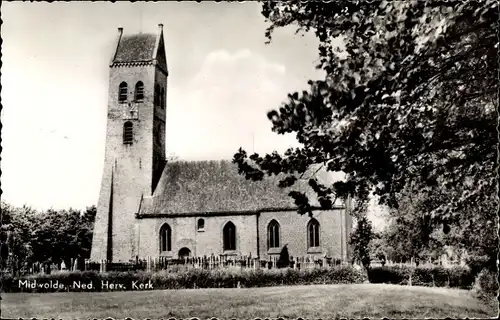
left=90, top=25, right=353, bottom=263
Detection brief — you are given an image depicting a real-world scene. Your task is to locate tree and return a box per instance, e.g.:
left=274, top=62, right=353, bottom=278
left=233, top=1, right=497, bottom=226
left=438, top=189, right=498, bottom=272
left=350, top=215, right=373, bottom=269
left=31, top=207, right=96, bottom=266
left=1, top=201, right=97, bottom=271
left=381, top=184, right=437, bottom=263
left=369, top=232, right=387, bottom=265
left=277, top=244, right=290, bottom=268
left=0, top=202, right=37, bottom=271
left=380, top=177, right=498, bottom=270
left=79, top=206, right=97, bottom=261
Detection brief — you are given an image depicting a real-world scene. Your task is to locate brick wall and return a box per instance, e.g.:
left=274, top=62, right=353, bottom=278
left=258, top=209, right=348, bottom=260
left=136, top=214, right=259, bottom=259
left=91, top=63, right=167, bottom=262
left=135, top=209, right=351, bottom=261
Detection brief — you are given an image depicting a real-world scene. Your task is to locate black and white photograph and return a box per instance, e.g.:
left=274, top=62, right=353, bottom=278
left=0, top=1, right=498, bottom=319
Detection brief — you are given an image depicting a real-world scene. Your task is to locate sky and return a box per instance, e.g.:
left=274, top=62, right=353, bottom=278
left=0, top=2, right=388, bottom=228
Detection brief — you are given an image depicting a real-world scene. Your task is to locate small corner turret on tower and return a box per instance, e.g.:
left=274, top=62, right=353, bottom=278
left=109, top=27, right=124, bottom=66
left=153, top=23, right=168, bottom=76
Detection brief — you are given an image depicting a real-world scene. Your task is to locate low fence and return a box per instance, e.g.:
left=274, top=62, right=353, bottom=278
left=3, top=255, right=464, bottom=276
left=2, top=258, right=85, bottom=277
left=371, top=257, right=467, bottom=268
left=85, top=255, right=348, bottom=273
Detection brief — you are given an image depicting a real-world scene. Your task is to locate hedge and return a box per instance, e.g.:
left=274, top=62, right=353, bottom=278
left=1, top=266, right=367, bottom=293
left=368, top=265, right=476, bottom=289
left=473, top=268, right=499, bottom=300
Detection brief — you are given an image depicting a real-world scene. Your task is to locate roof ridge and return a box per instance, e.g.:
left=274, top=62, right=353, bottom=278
left=167, top=159, right=232, bottom=163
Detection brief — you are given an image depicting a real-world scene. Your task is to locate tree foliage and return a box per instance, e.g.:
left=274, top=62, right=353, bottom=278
left=30, top=206, right=96, bottom=265
left=350, top=215, right=373, bottom=269
left=378, top=182, right=497, bottom=269
left=439, top=189, right=498, bottom=272
left=382, top=184, right=439, bottom=263
left=0, top=201, right=96, bottom=271
left=0, top=202, right=37, bottom=269
left=233, top=1, right=498, bottom=224
left=369, top=232, right=387, bottom=264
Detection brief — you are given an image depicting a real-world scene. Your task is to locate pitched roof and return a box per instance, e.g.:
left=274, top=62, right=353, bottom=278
left=138, top=160, right=344, bottom=216
left=113, top=33, right=157, bottom=63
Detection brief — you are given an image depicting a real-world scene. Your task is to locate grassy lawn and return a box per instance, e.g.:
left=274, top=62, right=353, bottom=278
left=2, top=284, right=497, bottom=319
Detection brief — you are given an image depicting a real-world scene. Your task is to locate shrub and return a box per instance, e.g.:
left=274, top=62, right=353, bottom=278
left=466, top=255, right=491, bottom=275
left=1, top=265, right=367, bottom=293
left=277, top=245, right=290, bottom=268
left=412, top=266, right=448, bottom=287
left=473, top=268, right=499, bottom=300
left=368, top=266, right=413, bottom=285
left=447, top=266, right=476, bottom=289
left=368, top=265, right=475, bottom=289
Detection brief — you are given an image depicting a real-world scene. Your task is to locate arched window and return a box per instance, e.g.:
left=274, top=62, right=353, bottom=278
left=197, top=218, right=205, bottom=231
left=267, top=220, right=280, bottom=249
left=160, top=223, right=172, bottom=252
left=223, top=221, right=236, bottom=251
left=307, top=219, right=320, bottom=248
left=118, top=82, right=128, bottom=103
left=154, top=84, right=161, bottom=106
left=135, top=81, right=144, bottom=102
left=123, top=121, right=133, bottom=144
left=160, top=87, right=165, bottom=109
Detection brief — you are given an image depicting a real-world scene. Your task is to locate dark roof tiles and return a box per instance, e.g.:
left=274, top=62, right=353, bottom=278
left=139, top=160, right=342, bottom=216
left=113, top=33, right=157, bottom=63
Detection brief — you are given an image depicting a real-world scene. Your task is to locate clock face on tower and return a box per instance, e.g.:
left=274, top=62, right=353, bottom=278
left=122, top=102, right=139, bottom=120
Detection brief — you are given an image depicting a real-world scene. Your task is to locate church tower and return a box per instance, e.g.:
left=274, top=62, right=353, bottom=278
left=91, top=24, right=168, bottom=262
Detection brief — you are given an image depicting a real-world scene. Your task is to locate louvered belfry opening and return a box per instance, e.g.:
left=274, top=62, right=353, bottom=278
left=123, top=121, right=133, bottom=144
left=119, top=82, right=128, bottom=103
left=135, top=81, right=144, bottom=102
